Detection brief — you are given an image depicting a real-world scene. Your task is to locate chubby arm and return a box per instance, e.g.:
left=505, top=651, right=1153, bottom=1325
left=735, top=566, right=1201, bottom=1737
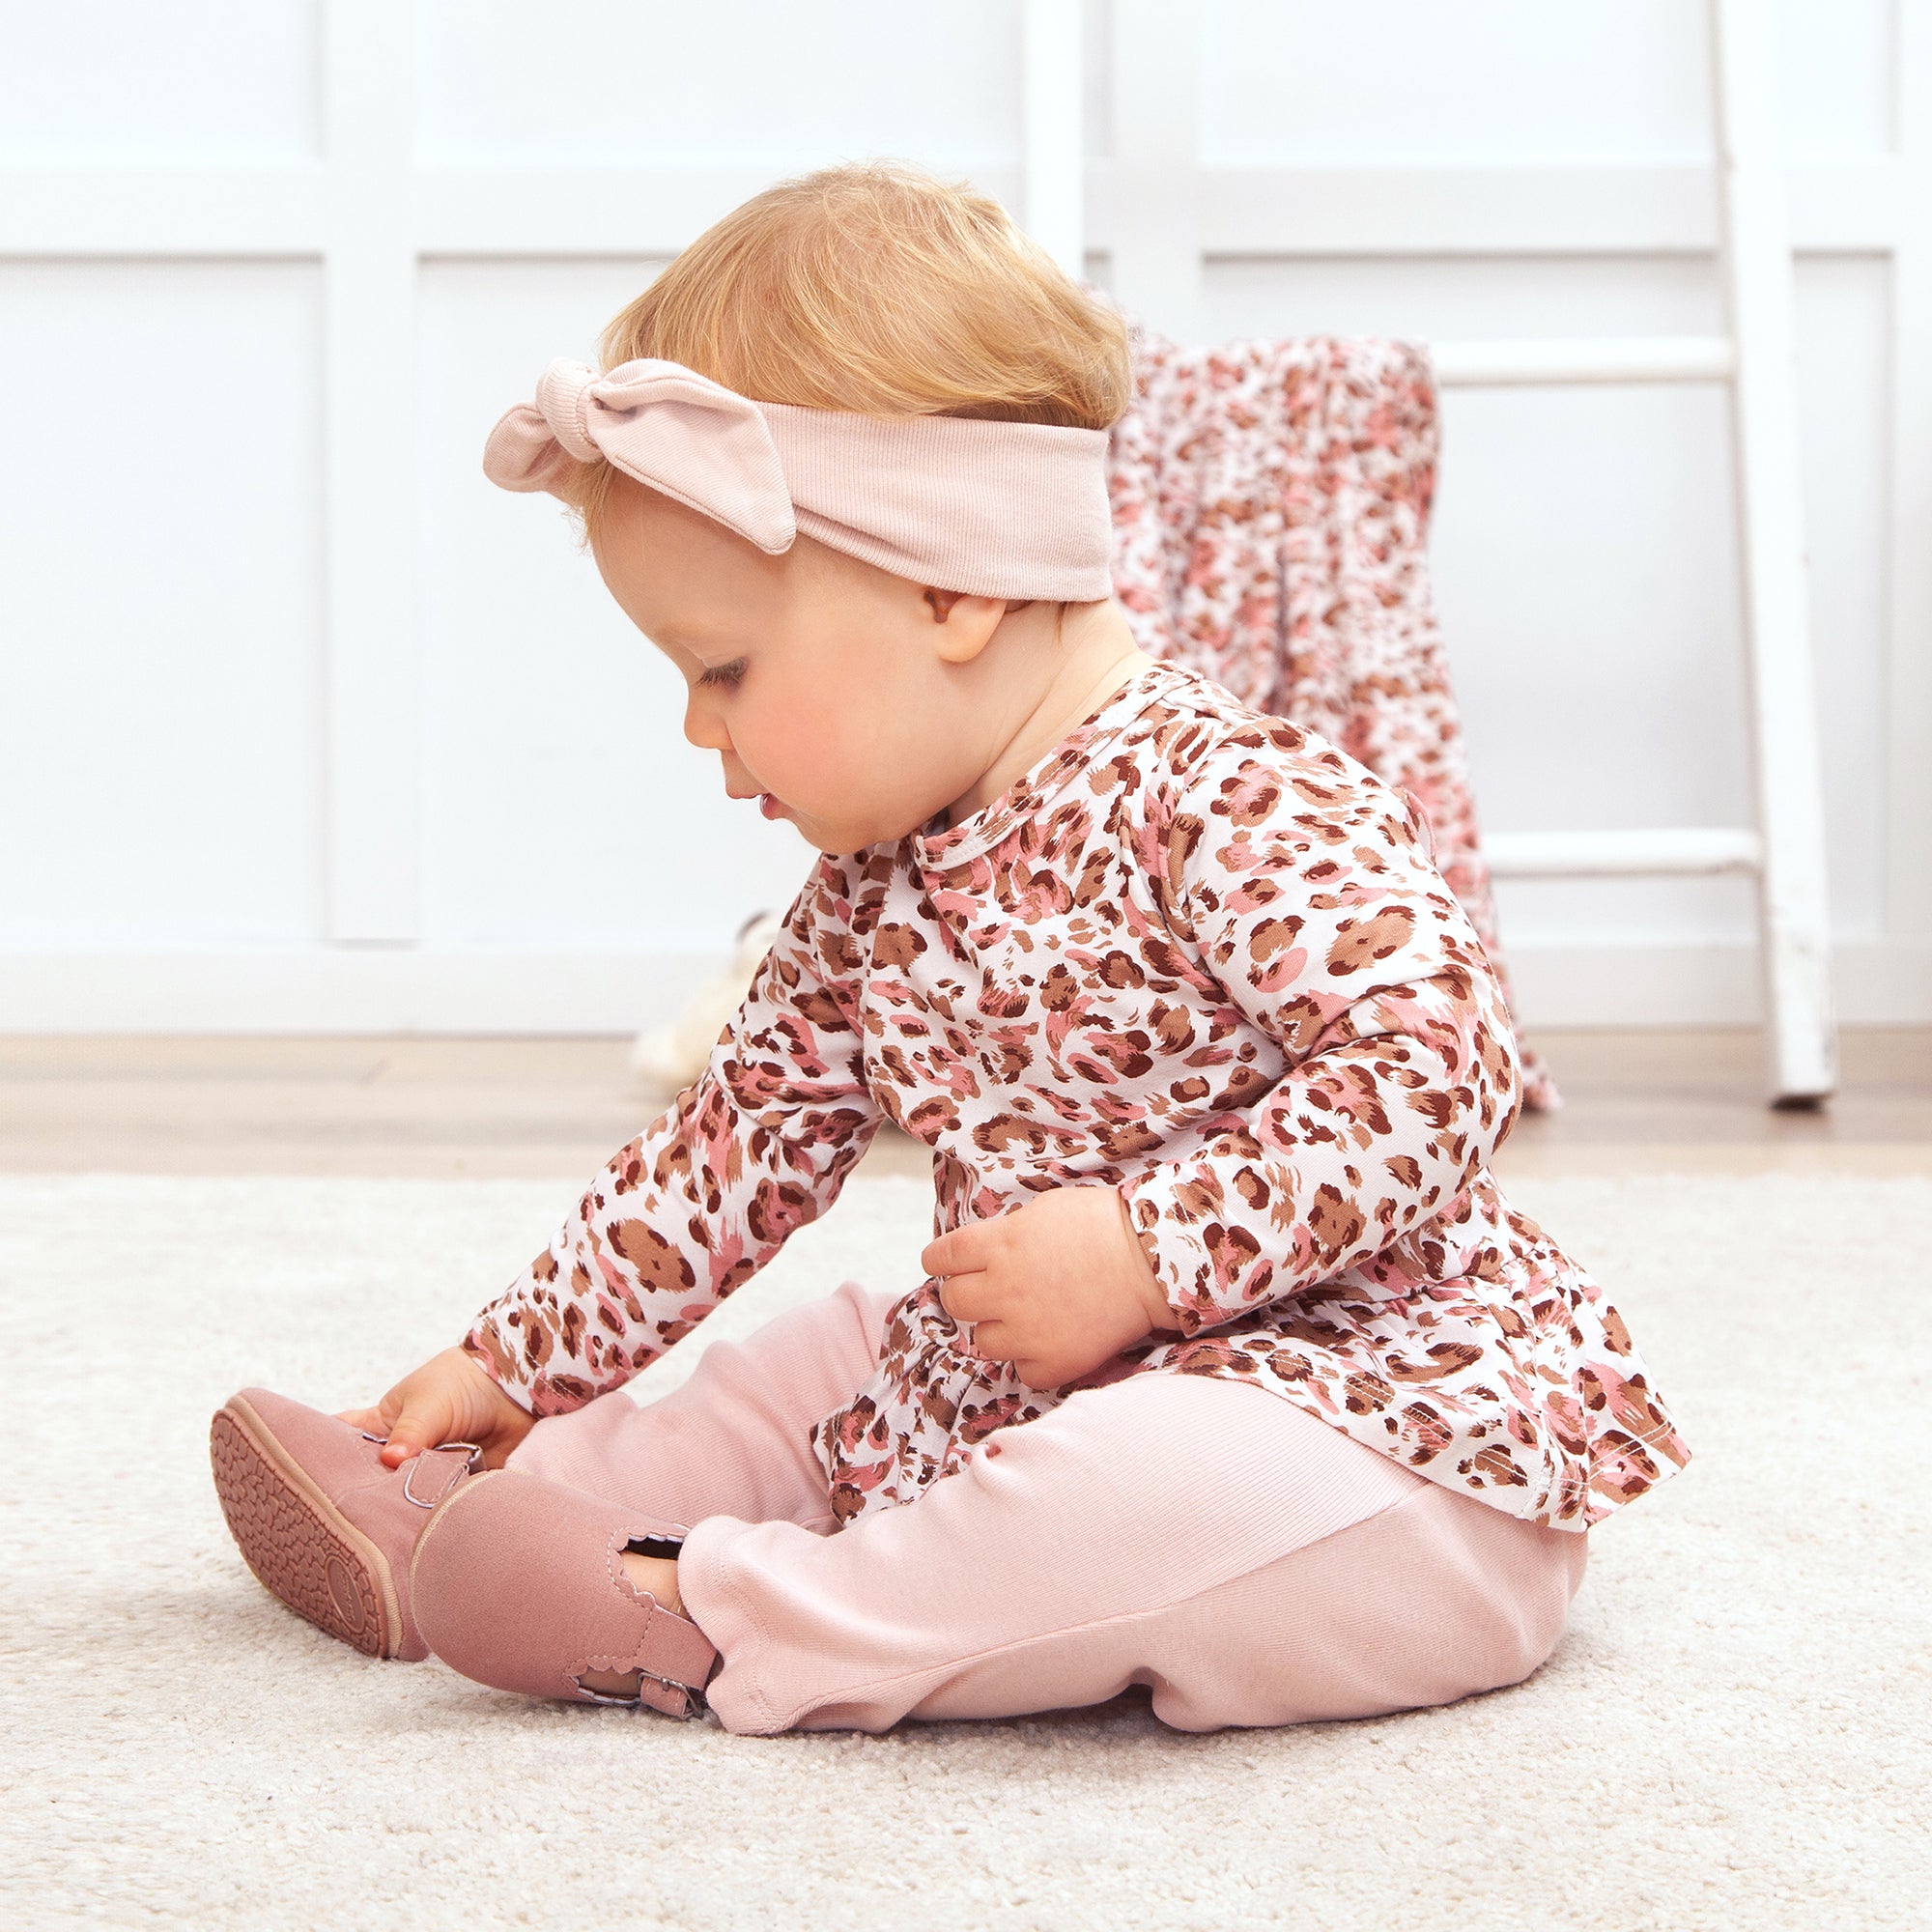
left=462, top=853, right=884, bottom=1414
left=1117, top=731, right=1523, bottom=1336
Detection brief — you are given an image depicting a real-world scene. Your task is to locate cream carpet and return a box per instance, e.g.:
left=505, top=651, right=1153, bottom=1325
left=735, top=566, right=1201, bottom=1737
left=1, top=1169, right=1925, bottom=1931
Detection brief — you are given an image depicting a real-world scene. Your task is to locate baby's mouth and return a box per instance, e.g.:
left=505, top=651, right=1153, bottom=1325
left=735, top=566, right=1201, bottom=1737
left=727, top=780, right=788, bottom=820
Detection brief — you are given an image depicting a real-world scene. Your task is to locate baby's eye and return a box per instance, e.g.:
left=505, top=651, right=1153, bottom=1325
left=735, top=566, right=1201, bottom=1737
left=697, top=659, right=747, bottom=689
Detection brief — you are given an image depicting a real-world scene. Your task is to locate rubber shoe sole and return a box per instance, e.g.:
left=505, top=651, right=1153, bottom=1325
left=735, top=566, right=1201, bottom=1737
left=210, top=1396, right=408, bottom=1660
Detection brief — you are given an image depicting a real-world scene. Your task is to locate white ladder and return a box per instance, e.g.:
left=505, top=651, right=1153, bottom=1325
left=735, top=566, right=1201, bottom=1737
left=1022, top=0, right=1838, bottom=1107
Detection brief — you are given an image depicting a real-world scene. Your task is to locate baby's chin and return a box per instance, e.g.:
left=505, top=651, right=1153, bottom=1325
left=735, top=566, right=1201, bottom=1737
left=790, top=806, right=937, bottom=857
left=753, top=775, right=956, bottom=852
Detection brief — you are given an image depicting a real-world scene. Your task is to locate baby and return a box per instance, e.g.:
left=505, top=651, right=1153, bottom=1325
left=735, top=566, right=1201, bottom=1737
left=210, top=159, right=1692, bottom=1735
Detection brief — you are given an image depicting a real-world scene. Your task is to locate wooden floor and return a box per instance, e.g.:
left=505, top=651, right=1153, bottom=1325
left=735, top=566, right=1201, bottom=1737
left=3, top=1028, right=1928, bottom=1179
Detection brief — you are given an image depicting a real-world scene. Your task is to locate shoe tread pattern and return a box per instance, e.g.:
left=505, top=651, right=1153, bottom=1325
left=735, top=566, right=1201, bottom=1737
left=209, top=1407, right=387, bottom=1659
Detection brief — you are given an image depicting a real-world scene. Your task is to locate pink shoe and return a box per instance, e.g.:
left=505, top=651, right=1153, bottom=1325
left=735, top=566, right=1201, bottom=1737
left=210, top=1388, right=481, bottom=1661
left=410, top=1468, right=720, bottom=1719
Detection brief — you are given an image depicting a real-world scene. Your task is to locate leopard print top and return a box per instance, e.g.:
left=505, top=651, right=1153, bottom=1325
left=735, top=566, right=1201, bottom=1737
left=464, top=661, right=1692, bottom=1532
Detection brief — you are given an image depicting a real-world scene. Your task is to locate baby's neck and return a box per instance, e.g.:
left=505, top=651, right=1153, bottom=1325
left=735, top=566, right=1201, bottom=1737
left=942, top=604, right=1154, bottom=825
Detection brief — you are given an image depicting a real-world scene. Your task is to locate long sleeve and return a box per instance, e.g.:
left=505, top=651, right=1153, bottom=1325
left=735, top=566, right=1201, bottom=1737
left=463, top=852, right=885, bottom=1413
left=1117, top=728, right=1523, bottom=1337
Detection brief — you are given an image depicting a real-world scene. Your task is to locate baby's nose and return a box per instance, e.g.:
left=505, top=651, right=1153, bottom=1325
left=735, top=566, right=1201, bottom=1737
left=680, top=697, right=730, bottom=755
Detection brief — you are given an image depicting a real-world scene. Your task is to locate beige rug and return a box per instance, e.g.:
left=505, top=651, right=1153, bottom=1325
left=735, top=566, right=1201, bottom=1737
left=1, top=1169, right=1925, bottom=1930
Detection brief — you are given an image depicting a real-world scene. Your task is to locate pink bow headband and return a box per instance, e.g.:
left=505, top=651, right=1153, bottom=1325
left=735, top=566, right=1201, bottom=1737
left=481, top=355, right=1116, bottom=603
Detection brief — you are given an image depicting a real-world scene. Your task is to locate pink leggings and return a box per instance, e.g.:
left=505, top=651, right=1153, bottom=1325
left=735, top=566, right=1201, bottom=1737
left=507, top=1279, right=1588, bottom=1737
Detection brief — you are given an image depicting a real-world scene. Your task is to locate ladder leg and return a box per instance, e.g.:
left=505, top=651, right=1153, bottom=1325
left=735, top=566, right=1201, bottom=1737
left=1711, top=0, right=1838, bottom=1105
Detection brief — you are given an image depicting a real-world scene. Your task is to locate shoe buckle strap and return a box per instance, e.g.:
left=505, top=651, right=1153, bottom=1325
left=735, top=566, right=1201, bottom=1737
left=630, top=1601, right=718, bottom=1691
left=570, top=1603, right=720, bottom=1719
left=402, top=1441, right=483, bottom=1508
left=633, top=1672, right=704, bottom=1720
left=359, top=1433, right=484, bottom=1508
left=573, top=1671, right=703, bottom=1719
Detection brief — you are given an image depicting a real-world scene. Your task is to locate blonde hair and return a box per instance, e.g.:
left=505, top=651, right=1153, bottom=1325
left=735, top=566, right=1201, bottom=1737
left=554, top=158, right=1134, bottom=561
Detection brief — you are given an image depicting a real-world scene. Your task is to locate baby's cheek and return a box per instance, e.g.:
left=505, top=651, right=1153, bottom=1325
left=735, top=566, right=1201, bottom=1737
left=753, top=724, right=873, bottom=827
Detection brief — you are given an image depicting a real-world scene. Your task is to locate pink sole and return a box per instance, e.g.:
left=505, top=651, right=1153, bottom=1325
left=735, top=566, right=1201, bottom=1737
left=210, top=1400, right=402, bottom=1660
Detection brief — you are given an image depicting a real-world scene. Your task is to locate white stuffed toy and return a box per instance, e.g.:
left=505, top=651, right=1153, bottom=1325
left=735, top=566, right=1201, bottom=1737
left=630, top=908, right=785, bottom=1097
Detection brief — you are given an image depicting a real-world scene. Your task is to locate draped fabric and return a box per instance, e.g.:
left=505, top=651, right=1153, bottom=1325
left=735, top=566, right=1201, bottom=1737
left=1105, top=320, right=1558, bottom=1111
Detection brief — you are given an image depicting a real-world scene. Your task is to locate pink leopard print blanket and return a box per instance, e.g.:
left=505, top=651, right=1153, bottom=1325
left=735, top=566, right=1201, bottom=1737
left=1106, top=321, right=1558, bottom=1111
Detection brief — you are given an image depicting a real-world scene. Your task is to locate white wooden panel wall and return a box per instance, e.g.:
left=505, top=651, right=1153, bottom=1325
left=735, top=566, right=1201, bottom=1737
left=0, top=0, right=1925, bottom=1031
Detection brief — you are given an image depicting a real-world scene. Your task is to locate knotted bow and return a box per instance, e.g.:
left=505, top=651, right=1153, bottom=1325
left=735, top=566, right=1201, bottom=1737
left=482, top=356, right=798, bottom=554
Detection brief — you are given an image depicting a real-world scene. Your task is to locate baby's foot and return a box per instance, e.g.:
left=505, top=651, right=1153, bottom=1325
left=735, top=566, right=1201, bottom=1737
left=210, top=1389, right=480, bottom=1660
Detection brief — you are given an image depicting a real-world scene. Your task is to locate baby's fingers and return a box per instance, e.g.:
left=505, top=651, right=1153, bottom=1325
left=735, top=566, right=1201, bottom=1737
left=935, top=1268, right=996, bottom=1324
left=923, top=1219, right=997, bottom=1278
left=333, top=1404, right=387, bottom=1434
left=370, top=1388, right=453, bottom=1467
left=959, top=1317, right=1018, bottom=1362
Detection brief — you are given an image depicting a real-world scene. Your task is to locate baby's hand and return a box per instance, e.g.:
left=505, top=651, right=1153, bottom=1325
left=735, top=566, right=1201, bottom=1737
left=923, top=1186, right=1181, bottom=1392
left=337, top=1346, right=536, bottom=1470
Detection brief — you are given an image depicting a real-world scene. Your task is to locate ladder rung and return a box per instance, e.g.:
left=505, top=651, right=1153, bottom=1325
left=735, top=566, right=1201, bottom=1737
left=1485, top=828, right=1763, bottom=877
left=1431, top=335, right=1737, bottom=386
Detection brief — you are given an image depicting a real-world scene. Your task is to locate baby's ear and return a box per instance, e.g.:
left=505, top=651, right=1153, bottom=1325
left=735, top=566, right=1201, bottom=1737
left=921, top=587, right=1007, bottom=664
